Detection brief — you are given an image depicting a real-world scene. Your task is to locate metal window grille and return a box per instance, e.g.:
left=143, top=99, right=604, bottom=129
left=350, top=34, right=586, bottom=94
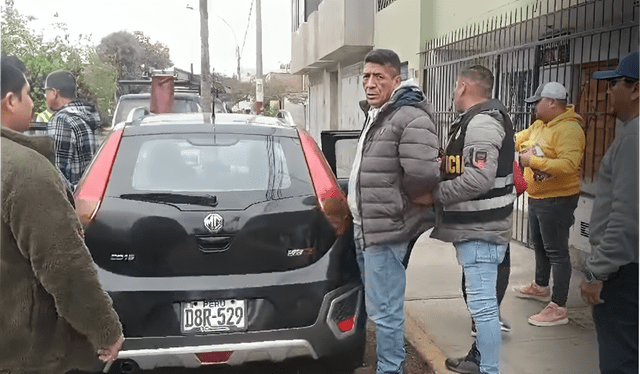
left=421, top=0, right=639, bottom=243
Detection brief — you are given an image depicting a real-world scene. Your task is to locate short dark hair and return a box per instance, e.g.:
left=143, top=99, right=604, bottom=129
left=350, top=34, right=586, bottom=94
left=460, top=65, right=494, bottom=98
left=364, top=49, right=402, bottom=77
left=1, top=59, right=28, bottom=99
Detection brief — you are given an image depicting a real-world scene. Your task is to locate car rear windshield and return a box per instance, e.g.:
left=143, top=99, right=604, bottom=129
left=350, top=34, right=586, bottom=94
left=110, top=133, right=314, bottom=197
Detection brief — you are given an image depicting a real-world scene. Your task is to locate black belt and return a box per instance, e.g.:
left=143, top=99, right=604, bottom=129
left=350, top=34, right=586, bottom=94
left=529, top=194, right=580, bottom=204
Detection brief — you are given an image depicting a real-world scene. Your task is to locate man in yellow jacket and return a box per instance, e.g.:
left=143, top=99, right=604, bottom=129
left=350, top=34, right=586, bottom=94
left=514, top=81, right=585, bottom=326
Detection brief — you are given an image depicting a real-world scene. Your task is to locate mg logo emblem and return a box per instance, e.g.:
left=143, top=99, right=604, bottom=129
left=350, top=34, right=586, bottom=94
left=204, top=213, right=223, bottom=233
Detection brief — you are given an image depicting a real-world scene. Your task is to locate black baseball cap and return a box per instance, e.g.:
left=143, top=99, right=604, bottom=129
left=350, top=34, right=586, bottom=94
left=592, top=51, right=639, bottom=81
left=44, top=70, right=77, bottom=98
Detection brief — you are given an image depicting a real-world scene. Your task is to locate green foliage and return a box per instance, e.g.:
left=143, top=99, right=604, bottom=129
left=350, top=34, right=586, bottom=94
left=1, top=0, right=117, bottom=124
left=97, top=30, right=173, bottom=84
left=264, top=102, right=278, bottom=117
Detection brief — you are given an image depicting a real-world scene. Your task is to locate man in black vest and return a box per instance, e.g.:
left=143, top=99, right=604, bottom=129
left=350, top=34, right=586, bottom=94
left=427, top=65, right=515, bottom=374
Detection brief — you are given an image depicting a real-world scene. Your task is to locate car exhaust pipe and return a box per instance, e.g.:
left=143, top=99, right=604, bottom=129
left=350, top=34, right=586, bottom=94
left=104, top=359, right=140, bottom=374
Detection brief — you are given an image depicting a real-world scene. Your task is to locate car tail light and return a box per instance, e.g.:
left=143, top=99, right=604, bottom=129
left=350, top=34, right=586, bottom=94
left=195, top=351, right=233, bottom=364
left=328, top=288, right=362, bottom=337
left=298, top=129, right=351, bottom=236
left=74, top=128, right=124, bottom=226
left=337, top=315, right=356, bottom=332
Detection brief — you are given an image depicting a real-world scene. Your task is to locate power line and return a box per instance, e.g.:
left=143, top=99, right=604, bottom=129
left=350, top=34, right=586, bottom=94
left=240, top=0, right=254, bottom=57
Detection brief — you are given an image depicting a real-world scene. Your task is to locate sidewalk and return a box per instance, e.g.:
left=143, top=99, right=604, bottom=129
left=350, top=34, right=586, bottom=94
left=403, top=231, right=600, bottom=374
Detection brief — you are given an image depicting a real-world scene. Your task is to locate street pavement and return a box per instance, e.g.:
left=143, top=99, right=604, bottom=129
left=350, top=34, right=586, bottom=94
left=403, top=230, right=600, bottom=374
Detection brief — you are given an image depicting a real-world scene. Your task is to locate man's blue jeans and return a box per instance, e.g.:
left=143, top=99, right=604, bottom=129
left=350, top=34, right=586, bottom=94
left=455, top=240, right=507, bottom=374
left=354, top=224, right=409, bottom=374
left=528, top=195, right=578, bottom=306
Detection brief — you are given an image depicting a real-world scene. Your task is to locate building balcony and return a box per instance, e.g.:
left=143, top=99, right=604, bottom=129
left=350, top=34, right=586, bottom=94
left=291, top=0, right=374, bottom=75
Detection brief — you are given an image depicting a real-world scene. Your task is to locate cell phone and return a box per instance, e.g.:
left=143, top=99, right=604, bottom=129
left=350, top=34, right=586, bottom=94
left=532, top=145, right=544, bottom=157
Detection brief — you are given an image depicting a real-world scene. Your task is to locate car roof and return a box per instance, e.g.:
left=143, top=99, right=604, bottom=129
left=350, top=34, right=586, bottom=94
left=118, top=92, right=201, bottom=100
left=120, top=112, right=299, bottom=137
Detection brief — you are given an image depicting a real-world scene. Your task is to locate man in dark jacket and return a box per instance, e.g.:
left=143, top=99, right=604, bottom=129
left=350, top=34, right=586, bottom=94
left=581, top=50, right=639, bottom=374
left=348, top=49, right=440, bottom=374
left=1, top=60, right=123, bottom=374
left=45, top=70, right=100, bottom=190
left=429, top=65, right=515, bottom=374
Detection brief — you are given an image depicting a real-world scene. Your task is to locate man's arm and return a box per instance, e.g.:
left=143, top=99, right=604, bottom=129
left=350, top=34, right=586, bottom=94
left=587, top=134, right=639, bottom=279
left=515, top=125, right=531, bottom=152
left=6, top=156, right=123, bottom=352
left=48, top=114, right=75, bottom=184
left=433, top=113, right=506, bottom=205
left=398, top=114, right=441, bottom=200
left=527, top=122, right=585, bottom=176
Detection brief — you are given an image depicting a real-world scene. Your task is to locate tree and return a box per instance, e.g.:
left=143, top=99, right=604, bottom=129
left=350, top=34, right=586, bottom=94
left=1, top=0, right=117, bottom=123
left=227, top=77, right=255, bottom=107
left=97, top=30, right=172, bottom=83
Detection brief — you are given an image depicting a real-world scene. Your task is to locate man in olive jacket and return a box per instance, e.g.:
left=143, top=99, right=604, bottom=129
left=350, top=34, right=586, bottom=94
left=1, top=60, right=123, bottom=373
left=348, top=49, right=440, bottom=374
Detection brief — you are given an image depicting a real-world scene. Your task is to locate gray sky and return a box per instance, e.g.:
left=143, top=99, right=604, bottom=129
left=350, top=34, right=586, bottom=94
left=18, top=0, right=292, bottom=77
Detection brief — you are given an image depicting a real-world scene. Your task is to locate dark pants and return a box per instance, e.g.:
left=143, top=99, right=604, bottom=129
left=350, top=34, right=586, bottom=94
left=593, top=263, right=638, bottom=374
left=462, top=244, right=511, bottom=364
left=529, top=195, right=579, bottom=307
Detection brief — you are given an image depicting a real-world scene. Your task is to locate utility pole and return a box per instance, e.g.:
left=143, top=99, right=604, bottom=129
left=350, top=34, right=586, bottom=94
left=255, top=0, right=263, bottom=115
left=200, top=0, right=212, bottom=112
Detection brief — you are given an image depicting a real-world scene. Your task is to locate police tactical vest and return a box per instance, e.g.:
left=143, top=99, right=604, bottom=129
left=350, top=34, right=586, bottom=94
left=442, top=99, right=515, bottom=224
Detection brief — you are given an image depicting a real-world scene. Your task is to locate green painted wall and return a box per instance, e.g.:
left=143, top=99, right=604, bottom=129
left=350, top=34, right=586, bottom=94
left=426, top=0, right=541, bottom=41
left=375, top=0, right=542, bottom=78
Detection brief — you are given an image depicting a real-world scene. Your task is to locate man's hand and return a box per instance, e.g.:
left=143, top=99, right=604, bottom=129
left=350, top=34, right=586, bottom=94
left=413, top=193, right=434, bottom=206
left=519, top=147, right=533, bottom=167
left=98, top=335, right=124, bottom=362
left=580, top=281, right=604, bottom=305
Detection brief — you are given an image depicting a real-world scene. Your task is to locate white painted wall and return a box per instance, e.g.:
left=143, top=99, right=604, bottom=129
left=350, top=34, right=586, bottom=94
left=340, top=62, right=366, bottom=130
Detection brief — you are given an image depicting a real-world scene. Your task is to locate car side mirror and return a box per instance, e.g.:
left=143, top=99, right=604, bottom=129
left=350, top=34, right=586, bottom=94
left=125, top=106, right=151, bottom=125
left=276, top=110, right=295, bottom=126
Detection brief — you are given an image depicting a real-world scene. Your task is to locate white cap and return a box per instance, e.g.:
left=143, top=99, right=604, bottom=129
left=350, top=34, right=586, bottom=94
left=525, top=82, right=568, bottom=103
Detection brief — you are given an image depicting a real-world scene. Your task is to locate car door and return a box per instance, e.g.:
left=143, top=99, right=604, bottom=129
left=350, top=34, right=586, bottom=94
left=320, top=130, right=360, bottom=194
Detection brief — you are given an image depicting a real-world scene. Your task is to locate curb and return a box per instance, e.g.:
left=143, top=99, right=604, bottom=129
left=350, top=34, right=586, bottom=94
left=404, top=310, right=456, bottom=374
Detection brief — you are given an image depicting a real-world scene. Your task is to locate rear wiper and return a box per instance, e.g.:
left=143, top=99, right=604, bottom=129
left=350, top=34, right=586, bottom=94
left=120, top=193, right=218, bottom=207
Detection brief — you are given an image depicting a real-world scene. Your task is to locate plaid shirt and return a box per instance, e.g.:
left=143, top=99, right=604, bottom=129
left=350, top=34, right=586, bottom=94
left=47, top=101, right=99, bottom=191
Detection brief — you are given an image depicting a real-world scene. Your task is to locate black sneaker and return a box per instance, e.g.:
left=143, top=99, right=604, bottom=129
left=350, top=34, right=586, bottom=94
left=471, top=317, right=512, bottom=336
left=445, top=353, right=480, bottom=374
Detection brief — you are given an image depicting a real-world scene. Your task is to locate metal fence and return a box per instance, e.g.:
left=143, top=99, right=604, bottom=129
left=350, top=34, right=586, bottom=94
left=421, top=0, right=639, bottom=243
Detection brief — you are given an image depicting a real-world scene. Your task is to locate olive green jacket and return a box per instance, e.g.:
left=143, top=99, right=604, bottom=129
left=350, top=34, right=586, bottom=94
left=1, top=127, right=122, bottom=373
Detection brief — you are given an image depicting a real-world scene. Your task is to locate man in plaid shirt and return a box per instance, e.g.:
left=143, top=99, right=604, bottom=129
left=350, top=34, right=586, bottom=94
left=45, top=71, right=99, bottom=191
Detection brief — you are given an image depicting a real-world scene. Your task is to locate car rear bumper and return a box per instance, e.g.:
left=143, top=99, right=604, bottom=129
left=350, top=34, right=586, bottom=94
left=119, top=339, right=317, bottom=368
left=116, top=283, right=364, bottom=370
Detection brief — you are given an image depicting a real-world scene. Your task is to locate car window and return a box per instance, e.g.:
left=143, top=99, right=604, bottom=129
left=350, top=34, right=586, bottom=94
left=114, top=98, right=201, bottom=125
left=334, top=138, right=358, bottom=179
left=131, top=135, right=293, bottom=192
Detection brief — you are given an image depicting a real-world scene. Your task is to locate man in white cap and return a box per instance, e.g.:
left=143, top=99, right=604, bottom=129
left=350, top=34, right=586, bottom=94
left=581, top=50, right=638, bottom=374
left=514, top=81, right=585, bottom=326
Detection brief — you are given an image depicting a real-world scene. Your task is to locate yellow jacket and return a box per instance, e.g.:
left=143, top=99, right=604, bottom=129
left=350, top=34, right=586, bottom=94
left=515, top=106, right=585, bottom=199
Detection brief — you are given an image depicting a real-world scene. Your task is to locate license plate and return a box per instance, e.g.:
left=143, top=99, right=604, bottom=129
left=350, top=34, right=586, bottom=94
left=181, top=299, right=246, bottom=333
